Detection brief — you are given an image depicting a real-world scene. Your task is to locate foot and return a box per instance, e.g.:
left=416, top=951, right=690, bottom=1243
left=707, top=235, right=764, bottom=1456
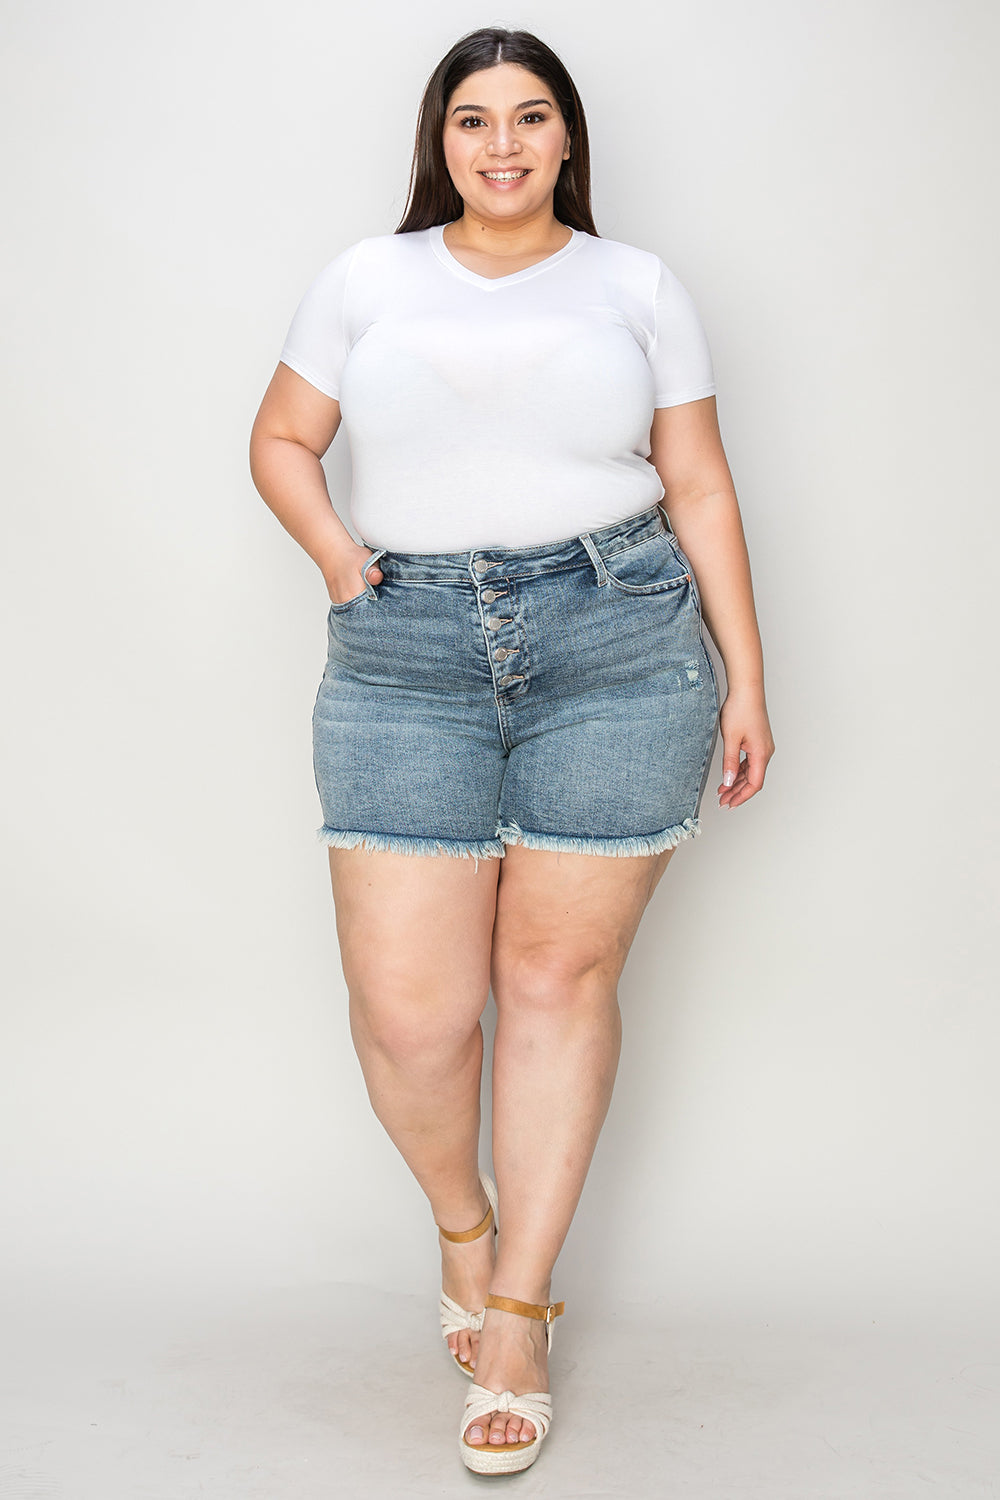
left=462, top=1303, right=549, bottom=1447
left=439, top=1190, right=496, bottom=1372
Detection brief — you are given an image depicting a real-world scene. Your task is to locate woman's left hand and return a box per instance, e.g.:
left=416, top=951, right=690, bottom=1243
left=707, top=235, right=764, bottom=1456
left=717, top=689, right=775, bottom=809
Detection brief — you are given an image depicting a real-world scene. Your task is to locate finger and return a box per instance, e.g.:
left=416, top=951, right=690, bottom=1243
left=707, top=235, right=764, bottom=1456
left=718, top=775, right=742, bottom=807
left=726, top=749, right=769, bottom=808
left=718, top=753, right=751, bottom=808
left=718, top=751, right=745, bottom=805
left=719, top=738, right=743, bottom=793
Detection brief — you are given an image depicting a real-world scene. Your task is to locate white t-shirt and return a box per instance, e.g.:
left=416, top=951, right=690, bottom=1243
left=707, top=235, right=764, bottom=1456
left=280, top=224, right=715, bottom=551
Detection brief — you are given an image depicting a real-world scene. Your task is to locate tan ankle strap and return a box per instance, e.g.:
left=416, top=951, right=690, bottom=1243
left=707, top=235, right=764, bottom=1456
left=485, top=1293, right=565, bottom=1324
left=437, top=1201, right=494, bottom=1244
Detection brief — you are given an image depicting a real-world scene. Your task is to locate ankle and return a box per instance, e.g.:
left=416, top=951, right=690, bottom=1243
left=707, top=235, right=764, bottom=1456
left=433, top=1183, right=491, bottom=1238
left=487, top=1271, right=553, bottom=1306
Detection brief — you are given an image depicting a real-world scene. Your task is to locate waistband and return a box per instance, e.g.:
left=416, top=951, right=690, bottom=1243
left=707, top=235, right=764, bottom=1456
left=366, top=504, right=668, bottom=584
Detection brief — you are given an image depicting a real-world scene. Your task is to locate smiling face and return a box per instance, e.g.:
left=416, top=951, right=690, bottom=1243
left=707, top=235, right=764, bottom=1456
left=442, top=63, right=572, bottom=225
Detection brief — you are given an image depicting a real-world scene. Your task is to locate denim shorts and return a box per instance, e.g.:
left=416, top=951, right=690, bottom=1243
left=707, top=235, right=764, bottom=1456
left=312, top=503, right=719, bottom=859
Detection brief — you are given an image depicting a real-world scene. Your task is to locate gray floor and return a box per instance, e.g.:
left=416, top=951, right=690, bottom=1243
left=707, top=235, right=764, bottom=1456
left=2, top=1282, right=997, bottom=1499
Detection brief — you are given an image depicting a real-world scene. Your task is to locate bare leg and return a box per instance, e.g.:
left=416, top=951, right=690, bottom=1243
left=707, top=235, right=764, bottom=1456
left=327, top=847, right=501, bottom=1369
left=464, top=844, right=674, bottom=1447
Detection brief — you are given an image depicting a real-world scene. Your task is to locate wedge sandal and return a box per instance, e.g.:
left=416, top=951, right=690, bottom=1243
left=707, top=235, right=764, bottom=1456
left=459, top=1293, right=565, bottom=1475
left=437, top=1172, right=499, bottom=1376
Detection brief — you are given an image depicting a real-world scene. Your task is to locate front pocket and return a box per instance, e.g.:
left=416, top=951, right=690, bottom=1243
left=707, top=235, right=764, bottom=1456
left=327, top=548, right=389, bottom=612
left=602, top=531, right=692, bottom=596
left=328, top=589, right=369, bottom=613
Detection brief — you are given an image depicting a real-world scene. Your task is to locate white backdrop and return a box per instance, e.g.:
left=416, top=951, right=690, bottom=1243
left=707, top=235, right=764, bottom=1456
left=2, top=0, right=997, bottom=1337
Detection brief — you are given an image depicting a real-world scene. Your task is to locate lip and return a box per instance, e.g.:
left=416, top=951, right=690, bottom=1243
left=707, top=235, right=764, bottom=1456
left=479, top=168, right=532, bottom=183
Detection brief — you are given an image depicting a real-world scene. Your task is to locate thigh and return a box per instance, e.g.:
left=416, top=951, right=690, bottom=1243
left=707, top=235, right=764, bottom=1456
left=329, top=848, right=501, bottom=1033
left=491, top=843, right=673, bottom=989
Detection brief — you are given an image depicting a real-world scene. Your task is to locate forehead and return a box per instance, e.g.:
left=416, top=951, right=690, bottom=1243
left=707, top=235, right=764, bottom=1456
left=446, top=63, right=552, bottom=110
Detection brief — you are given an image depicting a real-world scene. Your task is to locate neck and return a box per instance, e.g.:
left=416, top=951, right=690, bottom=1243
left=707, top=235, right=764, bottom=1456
left=446, top=207, right=568, bottom=259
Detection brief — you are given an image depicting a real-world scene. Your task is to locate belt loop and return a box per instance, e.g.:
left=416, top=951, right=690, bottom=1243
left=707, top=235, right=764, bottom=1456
left=579, top=532, right=608, bottom=586
left=362, top=547, right=387, bottom=597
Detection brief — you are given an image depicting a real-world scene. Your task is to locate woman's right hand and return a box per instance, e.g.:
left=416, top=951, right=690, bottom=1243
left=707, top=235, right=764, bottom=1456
left=325, top=544, right=384, bottom=605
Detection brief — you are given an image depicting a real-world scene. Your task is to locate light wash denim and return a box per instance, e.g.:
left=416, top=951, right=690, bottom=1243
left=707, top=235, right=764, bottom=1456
left=313, top=504, right=719, bottom=858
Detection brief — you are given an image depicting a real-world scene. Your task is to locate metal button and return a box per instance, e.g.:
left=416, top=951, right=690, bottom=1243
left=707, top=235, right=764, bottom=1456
left=495, top=647, right=511, bottom=661
left=481, top=589, right=497, bottom=603
left=474, top=559, right=493, bottom=574
left=499, top=673, right=523, bottom=687
left=487, top=616, right=503, bottom=631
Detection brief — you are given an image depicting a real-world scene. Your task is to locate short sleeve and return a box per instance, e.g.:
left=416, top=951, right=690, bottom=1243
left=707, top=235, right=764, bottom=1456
left=278, top=243, right=361, bottom=400
left=648, top=261, right=716, bottom=408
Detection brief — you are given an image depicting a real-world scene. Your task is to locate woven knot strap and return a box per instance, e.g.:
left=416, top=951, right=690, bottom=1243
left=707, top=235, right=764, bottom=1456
left=440, top=1290, right=486, bottom=1338
left=485, top=1293, right=565, bottom=1324
left=462, top=1384, right=554, bottom=1441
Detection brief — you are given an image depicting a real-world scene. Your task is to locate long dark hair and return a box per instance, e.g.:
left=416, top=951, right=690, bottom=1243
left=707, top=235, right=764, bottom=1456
left=396, top=28, right=598, bottom=236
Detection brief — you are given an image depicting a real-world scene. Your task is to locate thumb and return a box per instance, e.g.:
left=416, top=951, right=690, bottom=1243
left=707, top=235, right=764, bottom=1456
left=721, top=740, right=743, bottom=789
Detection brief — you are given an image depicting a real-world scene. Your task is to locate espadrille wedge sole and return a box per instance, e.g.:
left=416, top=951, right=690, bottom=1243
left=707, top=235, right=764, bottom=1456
left=437, top=1172, right=499, bottom=1377
left=459, top=1294, right=564, bottom=1475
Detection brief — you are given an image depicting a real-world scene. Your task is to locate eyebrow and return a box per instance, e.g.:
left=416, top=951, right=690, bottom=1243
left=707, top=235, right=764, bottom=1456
left=449, top=98, right=553, bottom=115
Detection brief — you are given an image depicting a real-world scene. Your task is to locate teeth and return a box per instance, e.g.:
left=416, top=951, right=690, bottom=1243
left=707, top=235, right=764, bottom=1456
left=482, top=170, right=529, bottom=181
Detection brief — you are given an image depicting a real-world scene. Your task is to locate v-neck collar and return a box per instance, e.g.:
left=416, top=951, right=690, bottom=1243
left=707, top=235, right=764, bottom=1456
left=429, top=222, right=581, bottom=290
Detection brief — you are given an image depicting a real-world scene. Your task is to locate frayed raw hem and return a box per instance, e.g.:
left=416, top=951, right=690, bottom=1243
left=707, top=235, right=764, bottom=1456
left=497, top=818, right=702, bottom=857
left=317, top=827, right=505, bottom=863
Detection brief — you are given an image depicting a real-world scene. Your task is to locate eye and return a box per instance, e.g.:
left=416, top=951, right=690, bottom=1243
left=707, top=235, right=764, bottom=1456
left=458, top=115, right=485, bottom=128
left=519, top=112, right=546, bottom=124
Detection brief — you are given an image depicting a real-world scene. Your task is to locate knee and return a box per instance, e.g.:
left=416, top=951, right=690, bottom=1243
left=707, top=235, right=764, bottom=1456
left=349, top=974, right=484, bottom=1070
left=491, top=941, right=625, bottom=1019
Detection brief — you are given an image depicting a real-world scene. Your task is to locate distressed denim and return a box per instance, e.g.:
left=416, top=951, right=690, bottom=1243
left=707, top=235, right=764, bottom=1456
left=313, top=503, right=719, bottom=858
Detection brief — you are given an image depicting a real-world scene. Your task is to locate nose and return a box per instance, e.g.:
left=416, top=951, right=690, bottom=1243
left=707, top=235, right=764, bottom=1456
left=486, top=122, right=521, bottom=157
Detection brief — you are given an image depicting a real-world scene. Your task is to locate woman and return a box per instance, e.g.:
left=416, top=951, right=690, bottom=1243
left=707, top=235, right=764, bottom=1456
left=250, top=26, right=773, bottom=1476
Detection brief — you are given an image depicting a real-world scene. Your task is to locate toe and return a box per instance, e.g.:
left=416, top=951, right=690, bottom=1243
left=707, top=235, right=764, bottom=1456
left=463, top=1410, right=536, bottom=1448
left=465, top=1410, right=497, bottom=1446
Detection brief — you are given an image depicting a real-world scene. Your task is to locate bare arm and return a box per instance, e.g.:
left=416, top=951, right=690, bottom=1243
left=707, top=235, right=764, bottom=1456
left=649, top=396, right=774, bottom=808
left=248, top=362, right=382, bottom=603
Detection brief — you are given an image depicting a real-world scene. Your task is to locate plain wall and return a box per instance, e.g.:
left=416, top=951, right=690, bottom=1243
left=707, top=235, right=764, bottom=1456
left=1, top=0, right=997, bottom=1331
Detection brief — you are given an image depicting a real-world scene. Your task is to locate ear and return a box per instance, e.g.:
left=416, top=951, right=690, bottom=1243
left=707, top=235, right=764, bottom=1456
left=563, top=130, right=572, bottom=162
